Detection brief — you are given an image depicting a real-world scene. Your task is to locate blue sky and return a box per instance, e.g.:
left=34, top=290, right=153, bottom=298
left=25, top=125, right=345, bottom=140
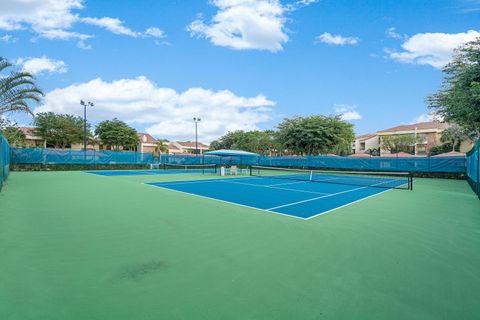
left=1, top=0, right=479, bottom=142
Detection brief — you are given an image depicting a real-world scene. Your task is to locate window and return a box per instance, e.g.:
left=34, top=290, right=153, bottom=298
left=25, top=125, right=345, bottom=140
left=417, top=133, right=427, bottom=143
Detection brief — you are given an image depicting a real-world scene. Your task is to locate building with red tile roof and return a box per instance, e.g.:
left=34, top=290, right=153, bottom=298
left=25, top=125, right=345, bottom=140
left=170, top=141, right=210, bottom=154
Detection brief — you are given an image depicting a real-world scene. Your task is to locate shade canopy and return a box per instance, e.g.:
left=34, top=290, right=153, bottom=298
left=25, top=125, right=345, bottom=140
left=204, top=149, right=259, bottom=157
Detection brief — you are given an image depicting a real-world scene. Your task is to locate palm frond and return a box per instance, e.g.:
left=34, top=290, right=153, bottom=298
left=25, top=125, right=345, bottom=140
left=0, top=58, right=13, bottom=74
left=0, top=58, right=43, bottom=115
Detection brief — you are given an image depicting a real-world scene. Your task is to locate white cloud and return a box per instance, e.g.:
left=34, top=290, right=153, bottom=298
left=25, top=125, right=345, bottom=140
left=0, top=0, right=85, bottom=36
left=316, top=32, right=359, bottom=46
left=81, top=17, right=139, bottom=37
left=187, top=0, right=288, bottom=52
left=285, top=0, right=318, bottom=11
left=386, top=27, right=403, bottom=39
left=16, top=56, right=67, bottom=75
left=388, top=30, right=480, bottom=69
left=334, top=104, right=362, bottom=121
left=0, top=0, right=165, bottom=47
left=81, top=18, right=166, bottom=39
left=77, top=38, right=92, bottom=50
left=145, top=27, right=166, bottom=39
left=34, top=76, right=275, bottom=142
left=0, top=34, right=17, bottom=43
left=411, top=112, right=443, bottom=124
left=295, top=0, right=317, bottom=5
left=38, top=29, right=92, bottom=41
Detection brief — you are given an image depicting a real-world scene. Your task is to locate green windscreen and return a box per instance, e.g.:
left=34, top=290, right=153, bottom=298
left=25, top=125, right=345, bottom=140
left=466, top=140, right=480, bottom=198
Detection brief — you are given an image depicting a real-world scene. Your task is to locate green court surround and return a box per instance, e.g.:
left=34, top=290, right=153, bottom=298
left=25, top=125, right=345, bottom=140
left=0, top=171, right=479, bottom=320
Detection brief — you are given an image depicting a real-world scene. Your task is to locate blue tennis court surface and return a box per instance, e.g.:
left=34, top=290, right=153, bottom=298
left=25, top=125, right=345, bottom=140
left=85, top=169, right=211, bottom=176
left=147, top=176, right=408, bottom=219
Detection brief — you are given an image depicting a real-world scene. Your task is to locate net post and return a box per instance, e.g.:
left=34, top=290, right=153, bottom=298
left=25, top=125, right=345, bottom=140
left=249, top=165, right=252, bottom=176
left=409, top=172, right=413, bottom=190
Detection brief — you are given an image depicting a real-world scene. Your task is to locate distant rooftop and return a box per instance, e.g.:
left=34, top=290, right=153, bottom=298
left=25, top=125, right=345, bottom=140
left=355, top=133, right=377, bottom=141
left=175, top=141, right=209, bottom=148
left=378, top=121, right=450, bottom=133
left=137, top=133, right=157, bottom=144
left=18, top=127, right=42, bottom=140
left=167, top=142, right=181, bottom=151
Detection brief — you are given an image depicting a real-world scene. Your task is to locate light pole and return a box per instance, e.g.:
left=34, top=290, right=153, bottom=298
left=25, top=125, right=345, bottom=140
left=193, top=117, right=201, bottom=155
left=80, top=100, right=94, bottom=159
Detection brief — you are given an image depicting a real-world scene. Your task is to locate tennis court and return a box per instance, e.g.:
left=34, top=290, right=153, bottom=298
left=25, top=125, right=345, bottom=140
left=147, top=167, right=412, bottom=219
left=1, top=169, right=480, bottom=320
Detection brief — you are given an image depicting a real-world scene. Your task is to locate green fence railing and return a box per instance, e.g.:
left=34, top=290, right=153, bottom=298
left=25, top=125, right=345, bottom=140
left=466, top=140, right=480, bottom=198
left=0, top=135, right=11, bottom=192
left=11, top=148, right=153, bottom=165
left=160, top=154, right=467, bottom=173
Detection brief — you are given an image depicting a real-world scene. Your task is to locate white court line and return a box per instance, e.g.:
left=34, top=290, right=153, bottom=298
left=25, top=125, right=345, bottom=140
left=260, top=176, right=347, bottom=186
left=143, top=182, right=307, bottom=220
left=304, top=188, right=394, bottom=220
left=266, top=179, right=400, bottom=211
left=150, top=176, right=265, bottom=187
left=150, top=179, right=230, bottom=186
left=222, top=180, right=329, bottom=195
left=265, top=181, right=309, bottom=187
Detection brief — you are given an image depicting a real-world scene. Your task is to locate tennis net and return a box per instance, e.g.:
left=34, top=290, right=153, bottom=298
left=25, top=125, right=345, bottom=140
left=250, top=165, right=412, bottom=190
left=163, top=163, right=217, bottom=174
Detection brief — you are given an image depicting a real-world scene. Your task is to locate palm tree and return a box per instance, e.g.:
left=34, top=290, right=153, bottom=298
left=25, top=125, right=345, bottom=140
left=0, top=57, right=44, bottom=115
left=155, top=141, right=169, bottom=154
left=441, top=124, right=469, bottom=152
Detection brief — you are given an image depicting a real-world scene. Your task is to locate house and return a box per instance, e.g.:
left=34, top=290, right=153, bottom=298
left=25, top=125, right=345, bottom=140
left=137, top=132, right=158, bottom=153
left=167, top=142, right=182, bottom=154
left=18, top=127, right=45, bottom=148
left=377, top=121, right=451, bottom=156
left=169, top=141, right=210, bottom=154
left=352, top=121, right=473, bottom=156
left=352, top=134, right=379, bottom=154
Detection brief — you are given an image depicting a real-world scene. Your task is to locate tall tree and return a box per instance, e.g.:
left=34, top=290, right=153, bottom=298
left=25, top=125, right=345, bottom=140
left=0, top=118, right=26, bottom=147
left=209, top=140, right=222, bottom=150
left=0, top=57, right=44, bottom=115
left=427, top=38, right=480, bottom=138
left=210, top=131, right=239, bottom=150
left=95, top=119, right=139, bottom=151
left=441, top=125, right=469, bottom=151
left=276, top=115, right=354, bottom=155
left=34, top=112, right=88, bottom=149
left=210, top=130, right=279, bottom=155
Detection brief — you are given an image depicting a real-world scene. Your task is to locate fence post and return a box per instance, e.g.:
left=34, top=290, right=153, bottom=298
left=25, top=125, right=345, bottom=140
left=477, top=143, right=480, bottom=196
